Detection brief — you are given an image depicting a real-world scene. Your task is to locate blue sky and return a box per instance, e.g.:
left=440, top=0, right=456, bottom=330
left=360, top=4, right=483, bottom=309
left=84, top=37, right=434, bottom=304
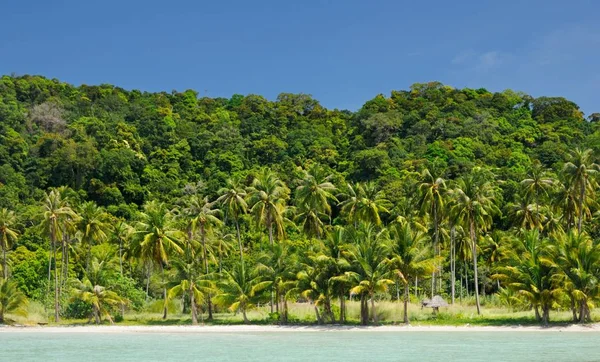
left=1, top=0, right=598, bottom=114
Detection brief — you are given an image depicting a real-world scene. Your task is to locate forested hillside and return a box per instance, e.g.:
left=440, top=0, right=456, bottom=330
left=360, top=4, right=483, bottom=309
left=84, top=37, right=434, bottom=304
left=0, top=75, right=599, bottom=326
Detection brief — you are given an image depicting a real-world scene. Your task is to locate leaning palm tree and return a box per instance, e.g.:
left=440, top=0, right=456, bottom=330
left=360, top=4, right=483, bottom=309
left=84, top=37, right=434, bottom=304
left=448, top=169, right=499, bottom=315
left=389, top=222, right=438, bottom=324
left=247, top=168, right=290, bottom=246
left=131, top=201, right=183, bottom=319
left=561, top=148, right=599, bottom=233
left=39, top=189, right=79, bottom=322
left=0, top=208, right=19, bottom=280
left=77, top=201, right=111, bottom=272
left=217, top=177, right=248, bottom=266
left=0, top=279, right=28, bottom=324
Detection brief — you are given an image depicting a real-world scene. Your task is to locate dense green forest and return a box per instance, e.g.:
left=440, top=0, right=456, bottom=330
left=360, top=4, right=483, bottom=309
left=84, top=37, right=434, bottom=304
left=1, top=75, right=599, bottom=326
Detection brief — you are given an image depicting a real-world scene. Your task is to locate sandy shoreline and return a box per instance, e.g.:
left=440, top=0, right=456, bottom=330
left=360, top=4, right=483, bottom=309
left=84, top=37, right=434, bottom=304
left=1, top=324, right=599, bottom=333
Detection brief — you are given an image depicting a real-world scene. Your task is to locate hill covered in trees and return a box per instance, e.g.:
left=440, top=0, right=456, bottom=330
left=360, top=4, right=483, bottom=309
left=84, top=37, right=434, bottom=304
left=0, top=75, right=599, bottom=326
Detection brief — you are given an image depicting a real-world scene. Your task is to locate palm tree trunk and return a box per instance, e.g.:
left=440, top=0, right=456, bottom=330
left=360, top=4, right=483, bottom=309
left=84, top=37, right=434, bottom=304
left=53, top=237, right=60, bottom=323
left=534, top=306, right=541, bottom=322
left=370, top=293, right=377, bottom=324
left=451, top=226, right=456, bottom=304
left=403, top=283, right=409, bottom=324
left=314, top=305, right=322, bottom=324
left=339, top=291, right=345, bottom=324
left=235, top=219, right=244, bottom=269
left=2, top=244, right=7, bottom=280
left=119, top=238, right=123, bottom=277
left=200, top=225, right=213, bottom=320
left=578, top=179, right=585, bottom=234
left=191, top=286, right=198, bottom=325
left=570, top=297, right=578, bottom=322
left=470, top=220, right=481, bottom=315
left=242, top=307, right=249, bottom=324
left=360, top=294, right=368, bottom=326
left=94, top=304, right=100, bottom=324
left=162, top=265, right=168, bottom=320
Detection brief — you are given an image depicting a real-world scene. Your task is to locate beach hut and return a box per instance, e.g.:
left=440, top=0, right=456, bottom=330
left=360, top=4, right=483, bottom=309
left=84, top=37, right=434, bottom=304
left=421, top=295, right=449, bottom=315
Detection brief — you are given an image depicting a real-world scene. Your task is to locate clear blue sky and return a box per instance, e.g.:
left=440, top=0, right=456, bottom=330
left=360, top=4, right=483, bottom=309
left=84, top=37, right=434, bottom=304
left=1, top=0, right=598, bottom=114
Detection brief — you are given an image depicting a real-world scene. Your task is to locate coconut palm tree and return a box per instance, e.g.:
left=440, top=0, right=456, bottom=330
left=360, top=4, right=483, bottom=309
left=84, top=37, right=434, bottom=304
left=167, top=257, right=214, bottom=325
left=78, top=201, right=111, bottom=272
left=561, top=148, right=599, bottom=233
left=521, top=161, right=555, bottom=220
left=0, top=208, right=19, bottom=280
left=297, top=252, right=335, bottom=324
left=496, top=229, right=558, bottom=325
left=131, top=201, right=183, bottom=319
left=39, top=189, right=79, bottom=322
left=111, top=219, right=133, bottom=277
left=554, top=230, right=600, bottom=323
left=182, top=195, right=222, bottom=319
left=343, top=223, right=393, bottom=325
left=215, top=262, right=269, bottom=324
left=507, top=195, right=546, bottom=231
left=0, top=279, right=28, bottom=324
left=448, top=169, right=499, bottom=315
left=217, top=177, right=248, bottom=266
left=389, top=222, right=438, bottom=324
left=322, top=226, right=351, bottom=323
left=338, top=182, right=390, bottom=227
left=255, top=242, right=296, bottom=318
left=417, top=168, right=446, bottom=296
left=295, top=165, right=338, bottom=238
left=247, top=168, right=290, bottom=246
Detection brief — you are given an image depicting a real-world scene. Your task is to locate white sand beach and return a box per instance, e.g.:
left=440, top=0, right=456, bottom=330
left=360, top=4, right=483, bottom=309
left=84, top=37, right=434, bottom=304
left=1, top=324, right=599, bottom=333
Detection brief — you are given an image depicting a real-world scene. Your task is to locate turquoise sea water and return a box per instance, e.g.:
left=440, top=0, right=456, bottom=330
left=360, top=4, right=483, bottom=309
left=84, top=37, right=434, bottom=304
left=1, top=331, right=599, bottom=362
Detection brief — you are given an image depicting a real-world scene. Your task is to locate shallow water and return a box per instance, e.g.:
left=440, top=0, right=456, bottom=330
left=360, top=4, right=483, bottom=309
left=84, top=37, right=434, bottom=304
left=1, top=331, right=599, bottom=362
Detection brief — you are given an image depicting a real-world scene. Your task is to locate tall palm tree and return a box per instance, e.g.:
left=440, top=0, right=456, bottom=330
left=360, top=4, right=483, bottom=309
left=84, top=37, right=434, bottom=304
left=389, top=222, right=438, bottom=324
left=554, top=230, right=600, bottom=323
left=507, top=195, right=545, bottom=231
left=0, top=279, right=28, bottom=323
left=39, top=189, right=79, bottom=322
left=247, top=168, right=290, bottom=246
left=561, top=148, right=599, bottom=233
left=111, top=219, right=133, bottom=277
left=78, top=201, right=111, bottom=272
left=521, top=161, right=555, bottom=219
left=255, top=242, right=296, bottom=317
left=0, top=208, right=19, bottom=280
left=322, top=226, right=351, bottom=323
left=182, top=195, right=222, bottom=320
left=343, top=223, right=393, bottom=325
left=418, top=168, right=446, bottom=296
left=217, top=177, right=248, bottom=266
left=448, top=169, right=499, bottom=315
left=338, top=182, right=390, bottom=226
left=295, top=165, right=338, bottom=238
left=131, top=201, right=183, bottom=319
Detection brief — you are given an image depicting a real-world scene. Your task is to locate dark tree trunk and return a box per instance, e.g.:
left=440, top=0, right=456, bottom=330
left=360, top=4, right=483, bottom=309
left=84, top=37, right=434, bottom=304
left=339, top=292, right=346, bottom=324
left=403, top=283, right=409, bottom=324
left=470, top=220, right=481, bottom=315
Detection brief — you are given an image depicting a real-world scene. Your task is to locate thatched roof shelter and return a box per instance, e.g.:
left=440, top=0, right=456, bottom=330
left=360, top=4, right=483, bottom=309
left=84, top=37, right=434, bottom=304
left=421, top=295, right=449, bottom=315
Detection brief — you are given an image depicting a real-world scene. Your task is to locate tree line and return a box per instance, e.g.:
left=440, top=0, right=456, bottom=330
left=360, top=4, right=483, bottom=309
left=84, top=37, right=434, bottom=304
left=1, top=151, right=599, bottom=325
left=0, top=75, right=599, bottom=325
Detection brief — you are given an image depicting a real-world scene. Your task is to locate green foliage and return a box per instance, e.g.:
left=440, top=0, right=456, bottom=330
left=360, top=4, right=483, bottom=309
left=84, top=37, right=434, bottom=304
left=1, top=75, right=600, bottom=326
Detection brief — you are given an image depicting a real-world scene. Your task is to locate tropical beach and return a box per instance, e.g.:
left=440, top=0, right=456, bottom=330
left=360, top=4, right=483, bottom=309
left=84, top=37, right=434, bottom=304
left=2, top=0, right=600, bottom=361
